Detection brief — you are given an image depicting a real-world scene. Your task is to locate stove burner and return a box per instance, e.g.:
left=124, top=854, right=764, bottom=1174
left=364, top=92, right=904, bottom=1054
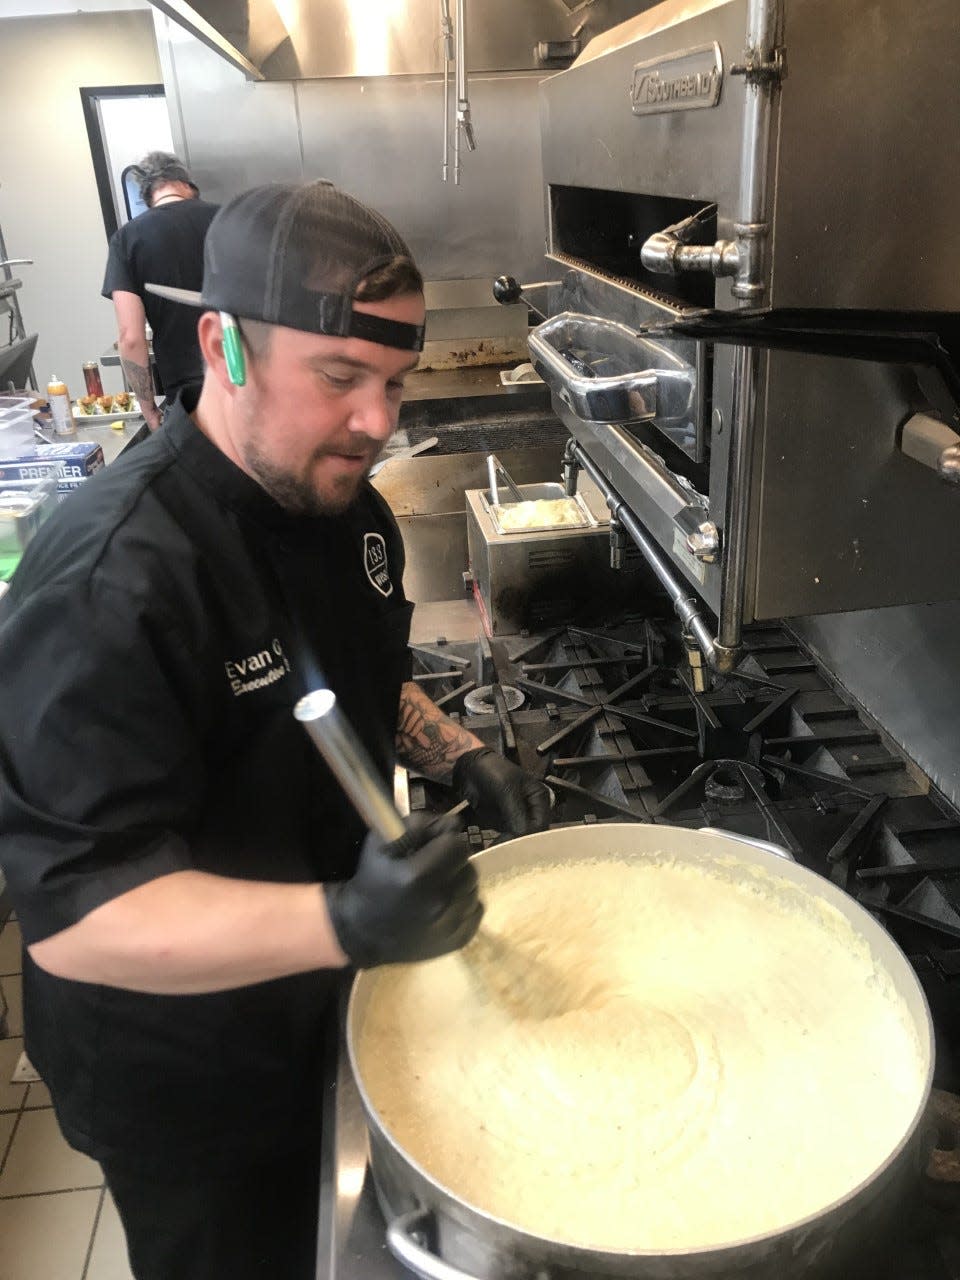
left=463, top=684, right=524, bottom=715
left=704, top=764, right=747, bottom=803
left=406, top=618, right=960, bottom=997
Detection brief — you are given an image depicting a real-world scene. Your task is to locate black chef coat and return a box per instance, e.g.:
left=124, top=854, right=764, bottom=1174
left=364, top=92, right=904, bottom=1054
left=102, top=199, right=219, bottom=399
left=0, top=387, right=413, bottom=1173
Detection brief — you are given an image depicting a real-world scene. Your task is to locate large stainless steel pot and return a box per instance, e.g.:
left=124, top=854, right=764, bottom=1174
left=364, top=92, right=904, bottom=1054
left=347, top=824, right=935, bottom=1280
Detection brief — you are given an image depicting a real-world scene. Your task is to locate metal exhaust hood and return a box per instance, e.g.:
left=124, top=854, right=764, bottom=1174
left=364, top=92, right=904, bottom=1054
left=147, top=0, right=655, bottom=81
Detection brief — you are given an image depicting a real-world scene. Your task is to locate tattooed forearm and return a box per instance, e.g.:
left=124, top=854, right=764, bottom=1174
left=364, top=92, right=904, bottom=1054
left=395, top=681, right=483, bottom=781
left=120, top=358, right=160, bottom=429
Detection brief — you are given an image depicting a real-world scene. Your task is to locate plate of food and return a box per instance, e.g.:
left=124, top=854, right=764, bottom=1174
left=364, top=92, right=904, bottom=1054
left=73, top=393, right=143, bottom=423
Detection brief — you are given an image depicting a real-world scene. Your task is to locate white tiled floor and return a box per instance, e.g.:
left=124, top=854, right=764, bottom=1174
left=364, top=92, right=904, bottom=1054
left=0, top=915, right=134, bottom=1280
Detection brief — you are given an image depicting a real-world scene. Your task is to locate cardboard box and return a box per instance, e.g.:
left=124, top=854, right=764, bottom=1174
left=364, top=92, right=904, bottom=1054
left=55, top=476, right=92, bottom=503
left=0, top=441, right=105, bottom=483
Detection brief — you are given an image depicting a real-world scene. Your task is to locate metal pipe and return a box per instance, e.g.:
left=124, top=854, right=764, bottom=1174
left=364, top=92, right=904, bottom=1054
left=570, top=442, right=721, bottom=669
left=442, top=56, right=451, bottom=183
left=454, top=0, right=475, bottom=186
left=640, top=235, right=740, bottom=279
left=453, top=0, right=463, bottom=183
left=439, top=0, right=454, bottom=61
left=486, top=454, right=500, bottom=506
left=440, top=0, right=454, bottom=182
left=715, top=0, right=781, bottom=661
left=294, top=689, right=405, bottom=844
left=717, top=344, right=759, bottom=660
left=735, top=0, right=780, bottom=298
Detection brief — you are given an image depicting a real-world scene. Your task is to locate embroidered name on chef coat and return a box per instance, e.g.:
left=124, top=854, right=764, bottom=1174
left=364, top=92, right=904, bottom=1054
left=363, top=532, right=393, bottom=598
left=224, top=637, right=292, bottom=697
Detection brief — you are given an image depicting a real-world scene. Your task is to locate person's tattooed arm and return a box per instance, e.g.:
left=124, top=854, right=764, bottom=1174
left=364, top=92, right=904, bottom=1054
left=113, top=291, right=161, bottom=429
left=120, top=357, right=161, bottom=430
left=395, top=680, right=483, bottom=782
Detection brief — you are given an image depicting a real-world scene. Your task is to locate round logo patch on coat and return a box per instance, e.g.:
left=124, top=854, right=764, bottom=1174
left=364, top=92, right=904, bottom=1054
left=363, top=532, right=393, bottom=598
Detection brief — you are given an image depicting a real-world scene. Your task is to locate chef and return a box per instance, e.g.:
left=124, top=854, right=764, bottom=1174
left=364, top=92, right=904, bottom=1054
left=102, top=151, right=218, bottom=430
left=0, top=179, right=551, bottom=1280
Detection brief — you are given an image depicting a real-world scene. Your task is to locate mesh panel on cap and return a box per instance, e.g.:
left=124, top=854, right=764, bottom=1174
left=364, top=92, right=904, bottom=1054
left=285, top=182, right=410, bottom=298
left=144, top=181, right=424, bottom=349
left=192, top=180, right=424, bottom=349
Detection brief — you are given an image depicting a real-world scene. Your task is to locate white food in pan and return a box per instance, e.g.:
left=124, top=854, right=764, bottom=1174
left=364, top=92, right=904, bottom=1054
left=496, top=497, right=585, bottom=531
left=358, top=855, right=924, bottom=1252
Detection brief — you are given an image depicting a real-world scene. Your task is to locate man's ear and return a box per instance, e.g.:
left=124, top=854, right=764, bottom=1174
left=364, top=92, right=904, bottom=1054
left=197, top=310, right=239, bottom=391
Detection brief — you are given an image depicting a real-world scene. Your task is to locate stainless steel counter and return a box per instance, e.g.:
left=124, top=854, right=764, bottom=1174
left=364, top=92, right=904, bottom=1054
left=70, top=419, right=150, bottom=466
left=400, top=365, right=544, bottom=404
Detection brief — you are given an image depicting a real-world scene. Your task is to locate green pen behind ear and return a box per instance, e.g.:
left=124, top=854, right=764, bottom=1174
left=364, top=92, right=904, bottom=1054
left=220, top=312, right=246, bottom=386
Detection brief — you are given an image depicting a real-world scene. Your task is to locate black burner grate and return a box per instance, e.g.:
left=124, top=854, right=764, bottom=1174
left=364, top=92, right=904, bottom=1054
left=405, top=617, right=960, bottom=997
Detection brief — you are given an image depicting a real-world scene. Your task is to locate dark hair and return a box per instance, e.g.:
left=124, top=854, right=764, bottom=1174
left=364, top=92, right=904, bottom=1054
left=132, top=151, right=198, bottom=207
left=355, top=255, right=424, bottom=302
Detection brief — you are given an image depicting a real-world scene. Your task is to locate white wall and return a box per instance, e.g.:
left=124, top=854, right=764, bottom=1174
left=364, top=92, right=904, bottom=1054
left=0, top=0, right=147, bottom=16
left=0, top=10, right=164, bottom=395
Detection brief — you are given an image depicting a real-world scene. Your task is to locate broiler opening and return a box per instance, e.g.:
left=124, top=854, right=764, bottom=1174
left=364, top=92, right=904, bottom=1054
left=550, top=186, right=718, bottom=310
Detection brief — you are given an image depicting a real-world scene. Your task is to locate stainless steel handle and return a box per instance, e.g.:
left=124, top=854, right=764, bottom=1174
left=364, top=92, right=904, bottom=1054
left=485, top=453, right=499, bottom=506
left=485, top=453, right=524, bottom=505
left=591, top=424, right=717, bottom=564
left=387, top=1210, right=483, bottom=1280
left=528, top=312, right=695, bottom=427
left=294, top=689, right=405, bottom=843
left=700, top=827, right=795, bottom=862
left=900, top=412, right=960, bottom=484
left=529, top=325, right=657, bottom=423
left=603, top=425, right=702, bottom=519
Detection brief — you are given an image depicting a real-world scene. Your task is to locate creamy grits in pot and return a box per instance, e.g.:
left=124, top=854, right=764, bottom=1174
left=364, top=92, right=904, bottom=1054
left=355, top=851, right=927, bottom=1253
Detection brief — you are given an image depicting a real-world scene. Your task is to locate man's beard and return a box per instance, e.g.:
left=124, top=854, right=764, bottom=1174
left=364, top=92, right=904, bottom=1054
left=242, top=439, right=377, bottom=517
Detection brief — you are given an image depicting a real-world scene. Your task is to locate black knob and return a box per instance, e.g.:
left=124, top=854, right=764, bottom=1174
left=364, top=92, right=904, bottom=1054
left=493, top=275, right=521, bottom=304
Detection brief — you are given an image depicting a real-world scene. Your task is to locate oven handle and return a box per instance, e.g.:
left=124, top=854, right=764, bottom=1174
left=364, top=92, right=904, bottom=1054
left=527, top=312, right=696, bottom=426
left=387, top=1209, right=483, bottom=1280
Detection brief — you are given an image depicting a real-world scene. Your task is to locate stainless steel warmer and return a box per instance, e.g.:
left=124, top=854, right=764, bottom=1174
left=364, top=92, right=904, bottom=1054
left=465, top=477, right=653, bottom=636
left=518, top=0, right=960, bottom=672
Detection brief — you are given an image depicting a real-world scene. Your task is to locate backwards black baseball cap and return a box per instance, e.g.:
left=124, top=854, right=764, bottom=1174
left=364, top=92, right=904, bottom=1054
left=145, top=179, right=425, bottom=353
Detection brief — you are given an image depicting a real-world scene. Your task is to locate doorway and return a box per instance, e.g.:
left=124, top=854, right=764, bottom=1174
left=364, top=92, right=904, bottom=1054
left=80, top=85, right=172, bottom=240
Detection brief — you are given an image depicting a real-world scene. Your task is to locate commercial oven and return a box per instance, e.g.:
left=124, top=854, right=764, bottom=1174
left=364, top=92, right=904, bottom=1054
left=507, top=0, right=960, bottom=671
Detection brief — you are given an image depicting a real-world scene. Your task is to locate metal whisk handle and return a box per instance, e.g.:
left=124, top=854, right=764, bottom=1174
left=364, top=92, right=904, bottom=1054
left=294, top=689, right=406, bottom=844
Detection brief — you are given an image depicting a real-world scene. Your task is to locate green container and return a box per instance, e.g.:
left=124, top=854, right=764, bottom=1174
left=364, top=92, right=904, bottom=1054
left=0, top=472, right=57, bottom=581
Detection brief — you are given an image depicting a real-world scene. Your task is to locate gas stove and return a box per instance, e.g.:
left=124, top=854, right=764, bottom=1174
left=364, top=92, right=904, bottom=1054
left=319, top=614, right=960, bottom=1280
left=407, top=618, right=960, bottom=993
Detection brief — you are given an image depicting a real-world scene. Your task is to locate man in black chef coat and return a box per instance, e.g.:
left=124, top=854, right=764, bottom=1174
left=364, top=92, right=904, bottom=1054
left=0, top=180, right=550, bottom=1280
left=102, top=152, right=218, bottom=430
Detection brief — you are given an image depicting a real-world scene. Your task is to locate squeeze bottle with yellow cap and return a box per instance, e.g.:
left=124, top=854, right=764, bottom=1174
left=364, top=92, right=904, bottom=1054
left=47, top=376, right=76, bottom=437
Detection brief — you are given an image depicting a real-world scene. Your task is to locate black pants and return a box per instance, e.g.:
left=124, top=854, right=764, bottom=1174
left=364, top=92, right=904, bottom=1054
left=102, top=1145, right=322, bottom=1280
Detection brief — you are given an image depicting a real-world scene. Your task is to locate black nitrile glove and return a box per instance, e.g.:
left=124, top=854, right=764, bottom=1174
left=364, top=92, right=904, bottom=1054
left=325, top=812, right=482, bottom=969
left=452, top=747, right=552, bottom=836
